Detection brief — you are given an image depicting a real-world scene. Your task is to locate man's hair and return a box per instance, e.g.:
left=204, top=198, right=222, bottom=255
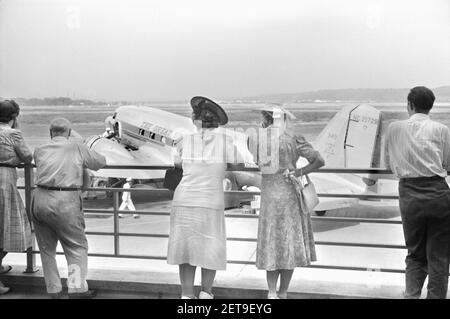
left=407, top=86, right=435, bottom=113
left=50, top=118, right=71, bottom=136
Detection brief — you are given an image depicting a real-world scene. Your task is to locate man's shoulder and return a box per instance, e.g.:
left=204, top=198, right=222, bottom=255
left=389, top=119, right=408, bottom=126
left=34, top=141, right=53, bottom=152
left=428, top=119, right=449, bottom=130
left=36, top=139, right=82, bottom=152
left=34, top=142, right=55, bottom=160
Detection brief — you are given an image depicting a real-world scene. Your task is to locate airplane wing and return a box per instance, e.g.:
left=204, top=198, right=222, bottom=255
left=85, top=135, right=171, bottom=180
left=307, top=172, right=363, bottom=212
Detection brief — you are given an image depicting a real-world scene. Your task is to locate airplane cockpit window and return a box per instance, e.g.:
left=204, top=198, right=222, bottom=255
left=136, top=128, right=174, bottom=146
left=114, top=122, right=120, bottom=137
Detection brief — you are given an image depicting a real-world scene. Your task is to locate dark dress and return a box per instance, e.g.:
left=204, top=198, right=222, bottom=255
left=255, top=132, right=318, bottom=271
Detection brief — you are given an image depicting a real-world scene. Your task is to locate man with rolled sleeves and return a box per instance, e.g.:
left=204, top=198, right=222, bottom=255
left=385, top=86, right=450, bottom=299
left=32, top=118, right=106, bottom=299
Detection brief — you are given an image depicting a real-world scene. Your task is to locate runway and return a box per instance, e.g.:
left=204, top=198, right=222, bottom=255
left=80, top=198, right=406, bottom=272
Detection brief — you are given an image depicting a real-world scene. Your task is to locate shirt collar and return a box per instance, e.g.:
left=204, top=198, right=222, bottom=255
left=409, top=113, right=429, bottom=121
left=51, top=136, right=69, bottom=142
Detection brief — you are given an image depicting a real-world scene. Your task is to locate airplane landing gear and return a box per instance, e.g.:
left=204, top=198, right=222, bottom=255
left=315, top=210, right=327, bottom=216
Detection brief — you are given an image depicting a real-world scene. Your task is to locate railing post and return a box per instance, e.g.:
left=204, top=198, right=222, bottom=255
left=113, top=191, right=120, bottom=256
left=23, top=164, right=38, bottom=273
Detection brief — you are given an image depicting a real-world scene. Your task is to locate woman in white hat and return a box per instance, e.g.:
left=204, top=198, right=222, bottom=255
left=255, top=106, right=325, bottom=299
left=167, top=96, right=248, bottom=299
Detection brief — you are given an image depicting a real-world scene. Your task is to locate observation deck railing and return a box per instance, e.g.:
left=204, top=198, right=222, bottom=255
left=15, top=164, right=405, bottom=275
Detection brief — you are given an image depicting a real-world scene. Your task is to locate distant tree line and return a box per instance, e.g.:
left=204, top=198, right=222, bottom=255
left=0, top=97, right=111, bottom=106
left=3, top=86, right=450, bottom=106
left=239, top=86, right=450, bottom=103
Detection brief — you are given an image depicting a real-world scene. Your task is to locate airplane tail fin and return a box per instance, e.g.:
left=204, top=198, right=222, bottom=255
left=297, top=104, right=383, bottom=206
left=309, top=104, right=382, bottom=169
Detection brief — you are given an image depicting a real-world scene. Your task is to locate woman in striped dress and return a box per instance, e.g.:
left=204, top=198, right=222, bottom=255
left=0, top=100, right=33, bottom=294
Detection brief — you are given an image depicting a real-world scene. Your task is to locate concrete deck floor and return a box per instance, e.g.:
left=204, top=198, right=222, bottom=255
left=1, top=258, right=414, bottom=299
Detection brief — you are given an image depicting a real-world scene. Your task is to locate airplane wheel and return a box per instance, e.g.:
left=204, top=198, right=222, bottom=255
left=315, top=210, right=327, bottom=216
left=223, top=178, right=233, bottom=191
left=224, top=172, right=240, bottom=209
left=224, top=172, right=241, bottom=193
left=97, top=180, right=107, bottom=188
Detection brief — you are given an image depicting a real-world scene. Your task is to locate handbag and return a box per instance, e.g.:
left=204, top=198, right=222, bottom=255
left=163, top=167, right=183, bottom=191
left=299, top=173, right=320, bottom=212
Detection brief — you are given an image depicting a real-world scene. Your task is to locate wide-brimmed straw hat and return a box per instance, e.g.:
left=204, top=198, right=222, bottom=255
left=190, top=96, right=228, bottom=125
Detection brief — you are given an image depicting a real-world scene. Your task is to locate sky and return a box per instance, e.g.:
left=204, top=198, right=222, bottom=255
left=0, top=0, right=449, bottom=101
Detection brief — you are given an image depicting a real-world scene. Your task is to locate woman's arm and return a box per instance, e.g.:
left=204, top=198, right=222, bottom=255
left=293, top=151, right=325, bottom=177
left=174, top=160, right=182, bottom=169
left=292, top=134, right=325, bottom=176
left=173, top=138, right=183, bottom=169
left=12, top=130, right=33, bottom=164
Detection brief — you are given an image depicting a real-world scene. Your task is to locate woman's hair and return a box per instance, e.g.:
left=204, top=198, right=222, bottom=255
left=261, top=110, right=274, bottom=124
left=261, top=109, right=292, bottom=132
left=0, top=100, right=20, bottom=123
left=192, top=108, right=220, bottom=128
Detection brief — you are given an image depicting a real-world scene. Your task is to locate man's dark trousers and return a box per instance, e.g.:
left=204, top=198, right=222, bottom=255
left=399, top=176, right=450, bottom=299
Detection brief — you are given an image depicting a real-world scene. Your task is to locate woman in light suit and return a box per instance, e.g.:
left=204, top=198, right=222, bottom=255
left=167, top=96, right=250, bottom=299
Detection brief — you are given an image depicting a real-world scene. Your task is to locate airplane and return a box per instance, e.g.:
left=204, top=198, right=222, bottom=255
left=300, top=103, right=396, bottom=215
left=84, top=105, right=259, bottom=208
left=83, top=103, right=395, bottom=214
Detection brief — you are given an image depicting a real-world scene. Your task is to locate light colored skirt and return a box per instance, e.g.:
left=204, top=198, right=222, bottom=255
left=167, top=206, right=226, bottom=270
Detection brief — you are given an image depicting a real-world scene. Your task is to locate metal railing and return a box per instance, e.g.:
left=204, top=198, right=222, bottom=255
left=16, top=164, right=407, bottom=275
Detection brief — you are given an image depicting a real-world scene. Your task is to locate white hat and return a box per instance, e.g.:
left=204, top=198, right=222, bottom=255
left=258, top=105, right=296, bottom=120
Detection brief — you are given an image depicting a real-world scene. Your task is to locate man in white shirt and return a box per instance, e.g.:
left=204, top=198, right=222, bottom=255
left=33, top=118, right=106, bottom=299
left=384, top=86, right=450, bottom=299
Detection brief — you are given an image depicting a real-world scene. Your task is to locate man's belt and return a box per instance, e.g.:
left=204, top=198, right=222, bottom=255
left=36, top=185, right=81, bottom=191
left=0, top=163, right=17, bottom=168
left=399, top=175, right=444, bottom=182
